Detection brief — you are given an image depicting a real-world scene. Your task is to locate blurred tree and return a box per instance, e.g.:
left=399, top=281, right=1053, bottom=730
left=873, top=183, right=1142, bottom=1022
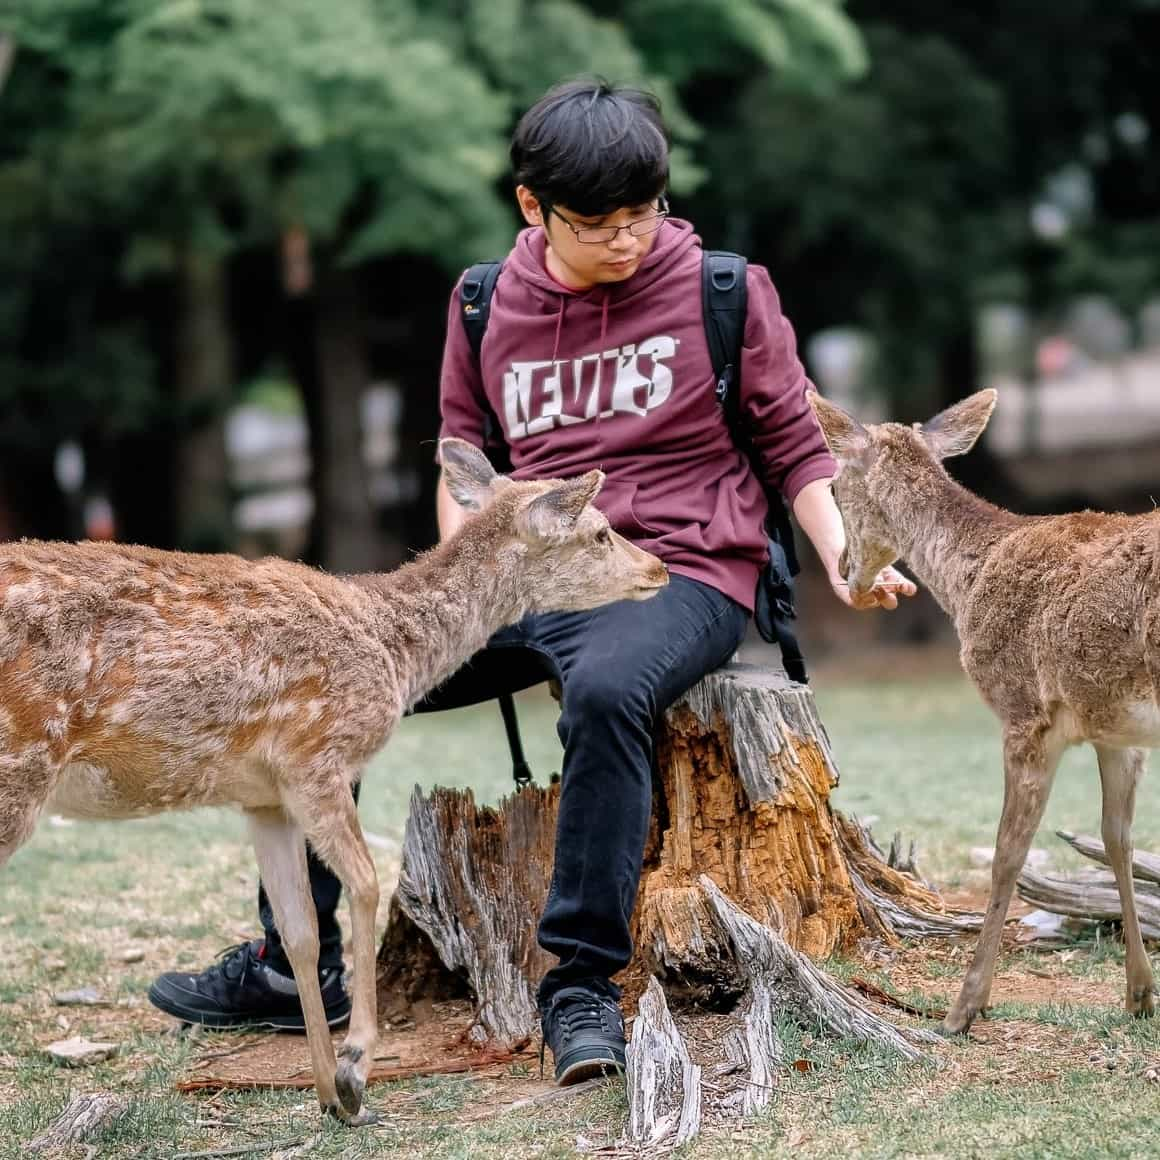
left=692, top=23, right=1007, bottom=418
left=1, top=0, right=869, bottom=558
left=12, top=0, right=1155, bottom=556
left=682, top=0, right=1160, bottom=423
left=2, top=0, right=511, bottom=561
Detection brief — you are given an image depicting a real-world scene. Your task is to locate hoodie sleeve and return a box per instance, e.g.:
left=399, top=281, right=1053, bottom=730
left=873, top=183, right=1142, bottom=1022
left=437, top=275, right=489, bottom=453
left=739, top=264, right=837, bottom=503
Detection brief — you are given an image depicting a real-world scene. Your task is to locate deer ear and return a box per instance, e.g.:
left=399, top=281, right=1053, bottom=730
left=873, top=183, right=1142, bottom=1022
left=920, top=389, right=997, bottom=460
left=807, top=390, right=870, bottom=464
left=517, top=470, right=605, bottom=542
left=439, top=438, right=503, bottom=510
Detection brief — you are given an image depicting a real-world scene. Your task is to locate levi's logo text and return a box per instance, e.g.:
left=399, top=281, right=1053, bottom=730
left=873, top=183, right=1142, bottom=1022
left=502, top=337, right=678, bottom=440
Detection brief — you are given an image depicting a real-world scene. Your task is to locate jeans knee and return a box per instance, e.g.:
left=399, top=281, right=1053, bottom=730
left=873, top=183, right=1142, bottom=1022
left=559, top=670, right=651, bottom=738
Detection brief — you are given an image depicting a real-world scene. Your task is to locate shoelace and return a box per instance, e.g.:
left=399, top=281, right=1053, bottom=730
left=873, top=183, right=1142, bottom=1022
left=213, top=942, right=255, bottom=984
left=554, top=995, right=617, bottom=1039
left=540, top=991, right=621, bottom=1077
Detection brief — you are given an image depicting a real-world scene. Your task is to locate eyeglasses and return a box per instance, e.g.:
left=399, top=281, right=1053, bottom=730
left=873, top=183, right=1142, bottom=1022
left=544, top=197, right=670, bottom=245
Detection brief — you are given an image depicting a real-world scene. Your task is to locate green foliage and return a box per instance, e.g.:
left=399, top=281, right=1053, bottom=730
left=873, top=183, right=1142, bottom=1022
left=0, top=0, right=867, bottom=462
left=629, top=0, right=865, bottom=88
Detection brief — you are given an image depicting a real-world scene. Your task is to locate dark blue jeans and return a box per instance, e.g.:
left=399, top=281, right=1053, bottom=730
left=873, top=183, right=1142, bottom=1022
left=259, top=575, right=748, bottom=1004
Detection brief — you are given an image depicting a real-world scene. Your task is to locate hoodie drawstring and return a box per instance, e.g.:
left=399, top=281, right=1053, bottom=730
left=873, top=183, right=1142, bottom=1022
left=550, top=297, right=566, bottom=363
left=548, top=288, right=609, bottom=401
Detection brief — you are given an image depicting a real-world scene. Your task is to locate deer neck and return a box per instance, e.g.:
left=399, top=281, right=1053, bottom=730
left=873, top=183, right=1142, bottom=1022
left=871, top=454, right=1017, bottom=626
left=349, top=512, right=528, bottom=709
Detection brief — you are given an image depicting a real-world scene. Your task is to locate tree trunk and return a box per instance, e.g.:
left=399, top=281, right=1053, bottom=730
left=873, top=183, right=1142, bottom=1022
left=377, top=663, right=974, bottom=1045
left=173, top=246, right=233, bottom=551
left=309, top=266, right=387, bottom=574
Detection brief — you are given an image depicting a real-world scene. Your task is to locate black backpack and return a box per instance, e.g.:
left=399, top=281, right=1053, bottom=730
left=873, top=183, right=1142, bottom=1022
left=458, top=253, right=806, bottom=686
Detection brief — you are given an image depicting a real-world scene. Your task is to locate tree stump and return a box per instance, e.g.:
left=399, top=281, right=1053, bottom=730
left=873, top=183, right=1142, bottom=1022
left=377, top=662, right=971, bottom=1049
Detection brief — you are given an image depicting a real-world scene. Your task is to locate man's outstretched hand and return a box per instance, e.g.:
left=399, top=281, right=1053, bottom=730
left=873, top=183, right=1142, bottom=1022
left=829, top=565, right=917, bottom=610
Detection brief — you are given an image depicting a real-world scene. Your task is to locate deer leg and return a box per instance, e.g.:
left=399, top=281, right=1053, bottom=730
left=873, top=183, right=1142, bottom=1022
left=0, top=800, right=42, bottom=869
left=942, top=726, right=1064, bottom=1035
left=298, top=787, right=380, bottom=1123
left=244, top=806, right=344, bottom=1120
left=1095, top=744, right=1155, bottom=1017
left=0, top=756, right=55, bottom=869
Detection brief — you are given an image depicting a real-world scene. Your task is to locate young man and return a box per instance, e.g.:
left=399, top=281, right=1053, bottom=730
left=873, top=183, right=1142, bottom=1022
left=149, top=79, right=914, bottom=1084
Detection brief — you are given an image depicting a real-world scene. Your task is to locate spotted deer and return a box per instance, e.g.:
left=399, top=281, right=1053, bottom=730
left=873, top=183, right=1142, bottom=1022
left=0, top=439, right=668, bottom=1122
left=809, top=388, right=1160, bottom=1034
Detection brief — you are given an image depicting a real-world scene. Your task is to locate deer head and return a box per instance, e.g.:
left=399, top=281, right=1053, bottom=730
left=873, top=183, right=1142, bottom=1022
left=439, top=438, right=668, bottom=612
left=807, top=390, right=997, bottom=601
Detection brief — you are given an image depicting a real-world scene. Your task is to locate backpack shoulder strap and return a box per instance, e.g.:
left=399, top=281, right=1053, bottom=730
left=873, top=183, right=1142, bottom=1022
left=701, top=250, right=748, bottom=427
left=460, top=260, right=504, bottom=361
left=704, top=250, right=806, bottom=680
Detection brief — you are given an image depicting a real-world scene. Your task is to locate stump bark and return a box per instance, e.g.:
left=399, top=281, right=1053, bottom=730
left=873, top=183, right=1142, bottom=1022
left=377, top=662, right=971, bottom=1047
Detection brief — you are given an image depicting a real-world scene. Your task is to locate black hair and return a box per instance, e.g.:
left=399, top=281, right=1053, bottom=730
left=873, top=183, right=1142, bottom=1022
left=510, top=79, right=669, bottom=217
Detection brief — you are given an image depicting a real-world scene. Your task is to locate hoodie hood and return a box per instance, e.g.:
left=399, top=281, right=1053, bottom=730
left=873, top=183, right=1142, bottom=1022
left=506, top=217, right=700, bottom=362
left=507, top=218, right=700, bottom=307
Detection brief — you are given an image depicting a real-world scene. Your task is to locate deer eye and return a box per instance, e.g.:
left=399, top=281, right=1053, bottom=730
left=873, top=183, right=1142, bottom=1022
left=595, top=528, right=612, bottom=547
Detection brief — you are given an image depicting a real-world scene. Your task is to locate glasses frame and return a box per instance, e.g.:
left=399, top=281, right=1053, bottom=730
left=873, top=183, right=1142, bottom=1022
left=543, top=196, right=670, bottom=245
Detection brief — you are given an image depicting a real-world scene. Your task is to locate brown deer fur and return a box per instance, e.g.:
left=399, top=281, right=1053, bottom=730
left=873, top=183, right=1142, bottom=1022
left=809, top=388, right=1160, bottom=1034
left=0, top=438, right=667, bottom=1121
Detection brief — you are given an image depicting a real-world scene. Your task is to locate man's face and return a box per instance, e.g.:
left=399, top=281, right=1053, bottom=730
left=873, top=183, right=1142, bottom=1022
left=516, top=186, right=666, bottom=290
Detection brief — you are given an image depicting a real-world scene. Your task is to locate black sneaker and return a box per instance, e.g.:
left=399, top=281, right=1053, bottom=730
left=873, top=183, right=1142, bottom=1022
left=540, top=982, right=627, bottom=1085
left=147, top=940, right=351, bottom=1031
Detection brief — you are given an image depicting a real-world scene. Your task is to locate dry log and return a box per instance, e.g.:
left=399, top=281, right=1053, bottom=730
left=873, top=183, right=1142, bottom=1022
left=1014, top=831, right=1160, bottom=940
left=377, top=662, right=975, bottom=1046
left=28, top=1093, right=131, bottom=1153
left=379, top=784, right=555, bottom=1043
left=1055, top=830, right=1160, bottom=887
left=1016, top=866, right=1160, bottom=940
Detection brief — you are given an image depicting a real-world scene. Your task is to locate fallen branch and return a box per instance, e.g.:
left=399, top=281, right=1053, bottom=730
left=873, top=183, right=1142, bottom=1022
left=1056, top=830, right=1160, bottom=888
left=848, top=976, right=948, bottom=1021
left=473, top=1076, right=609, bottom=1120
left=29, top=1094, right=130, bottom=1153
left=1016, top=866, right=1160, bottom=939
left=171, top=1138, right=308, bottom=1160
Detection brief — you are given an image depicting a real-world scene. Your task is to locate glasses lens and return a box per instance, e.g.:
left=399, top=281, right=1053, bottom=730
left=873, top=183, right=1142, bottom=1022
left=575, top=226, right=620, bottom=244
left=627, top=214, right=667, bottom=238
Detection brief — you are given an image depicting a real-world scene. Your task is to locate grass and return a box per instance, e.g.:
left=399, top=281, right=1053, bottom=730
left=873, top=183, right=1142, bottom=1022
left=3, top=668, right=1160, bottom=1157
left=816, top=673, right=1160, bottom=882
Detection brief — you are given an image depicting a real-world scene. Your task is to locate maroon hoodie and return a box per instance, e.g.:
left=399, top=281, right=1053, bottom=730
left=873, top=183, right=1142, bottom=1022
left=438, top=218, right=836, bottom=610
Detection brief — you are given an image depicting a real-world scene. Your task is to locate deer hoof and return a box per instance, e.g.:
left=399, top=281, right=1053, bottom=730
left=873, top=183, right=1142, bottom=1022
left=937, top=1013, right=975, bottom=1038
left=335, top=1059, right=367, bottom=1117
left=322, top=1100, right=378, bottom=1127
left=1129, top=988, right=1156, bottom=1018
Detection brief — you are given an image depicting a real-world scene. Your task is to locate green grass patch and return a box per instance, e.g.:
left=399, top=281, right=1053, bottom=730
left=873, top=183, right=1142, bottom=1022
left=2, top=674, right=1159, bottom=1157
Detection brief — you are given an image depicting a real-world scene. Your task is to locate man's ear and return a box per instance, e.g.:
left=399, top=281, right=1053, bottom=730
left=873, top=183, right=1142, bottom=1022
left=516, top=470, right=605, bottom=542
left=807, top=390, right=871, bottom=464
left=439, top=438, right=501, bottom=511
left=515, top=185, right=544, bottom=229
left=920, top=389, right=997, bottom=460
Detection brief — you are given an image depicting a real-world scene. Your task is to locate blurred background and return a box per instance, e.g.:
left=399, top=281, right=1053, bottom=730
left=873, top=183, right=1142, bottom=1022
left=2, top=0, right=1158, bottom=664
